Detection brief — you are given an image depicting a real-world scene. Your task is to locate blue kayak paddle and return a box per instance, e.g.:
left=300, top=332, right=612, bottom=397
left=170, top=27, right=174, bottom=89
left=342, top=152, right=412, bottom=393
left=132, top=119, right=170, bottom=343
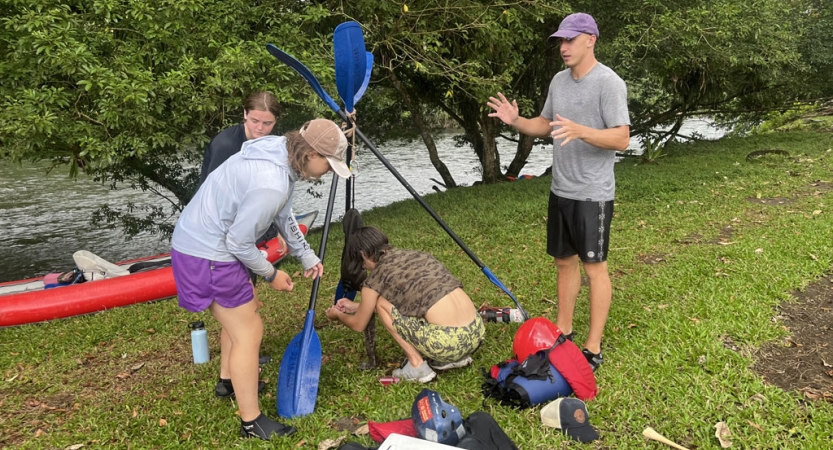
left=276, top=174, right=339, bottom=418
left=332, top=21, right=373, bottom=305
left=264, top=44, right=529, bottom=321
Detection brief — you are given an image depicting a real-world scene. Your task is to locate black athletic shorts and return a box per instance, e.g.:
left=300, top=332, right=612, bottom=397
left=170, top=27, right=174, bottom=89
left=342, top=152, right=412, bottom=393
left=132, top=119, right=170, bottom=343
left=546, top=192, right=613, bottom=263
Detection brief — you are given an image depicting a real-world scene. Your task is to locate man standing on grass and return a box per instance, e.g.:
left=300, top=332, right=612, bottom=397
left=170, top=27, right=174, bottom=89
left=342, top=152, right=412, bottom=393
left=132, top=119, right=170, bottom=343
left=487, top=12, right=630, bottom=371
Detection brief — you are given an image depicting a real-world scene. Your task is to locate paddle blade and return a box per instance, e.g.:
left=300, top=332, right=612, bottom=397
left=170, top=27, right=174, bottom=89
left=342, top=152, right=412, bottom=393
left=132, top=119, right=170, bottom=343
left=265, top=44, right=340, bottom=113
left=277, top=311, right=322, bottom=418
left=353, top=52, right=374, bottom=105
left=334, top=21, right=367, bottom=112
left=482, top=266, right=529, bottom=320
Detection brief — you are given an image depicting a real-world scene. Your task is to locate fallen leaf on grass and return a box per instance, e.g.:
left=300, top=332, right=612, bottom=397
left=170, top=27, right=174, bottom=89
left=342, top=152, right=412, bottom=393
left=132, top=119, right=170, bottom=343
left=714, top=421, right=732, bottom=448
left=35, top=429, right=45, bottom=437
left=747, top=420, right=763, bottom=431
left=332, top=416, right=365, bottom=433
left=354, top=424, right=369, bottom=435
left=65, top=445, right=85, bottom=450
left=159, top=418, right=168, bottom=426
left=803, top=388, right=823, bottom=400
left=318, top=436, right=346, bottom=450
left=749, top=393, right=767, bottom=403
left=130, top=362, right=145, bottom=372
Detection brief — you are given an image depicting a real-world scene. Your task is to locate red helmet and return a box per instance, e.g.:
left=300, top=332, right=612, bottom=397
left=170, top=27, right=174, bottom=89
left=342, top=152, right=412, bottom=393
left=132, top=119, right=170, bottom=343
left=513, top=317, right=562, bottom=361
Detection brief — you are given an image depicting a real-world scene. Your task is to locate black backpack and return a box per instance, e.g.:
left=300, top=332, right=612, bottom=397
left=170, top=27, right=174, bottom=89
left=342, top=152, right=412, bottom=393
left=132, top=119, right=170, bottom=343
left=337, top=444, right=377, bottom=450
left=456, top=412, right=519, bottom=450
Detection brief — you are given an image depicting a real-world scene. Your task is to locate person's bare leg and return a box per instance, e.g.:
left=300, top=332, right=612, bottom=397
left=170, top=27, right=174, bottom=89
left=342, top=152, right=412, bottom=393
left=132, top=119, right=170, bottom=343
left=375, top=297, right=424, bottom=368
left=582, top=261, right=610, bottom=354
left=555, top=255, right=582, bottom=336
left=219, top=327, right=231, bottom=379
left=209, top=299, right=263, bottom=421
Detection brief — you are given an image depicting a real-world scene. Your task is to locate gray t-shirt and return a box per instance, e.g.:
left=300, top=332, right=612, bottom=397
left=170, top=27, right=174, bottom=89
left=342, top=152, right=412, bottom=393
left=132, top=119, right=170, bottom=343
left=541, top=63, right=630, bottom=201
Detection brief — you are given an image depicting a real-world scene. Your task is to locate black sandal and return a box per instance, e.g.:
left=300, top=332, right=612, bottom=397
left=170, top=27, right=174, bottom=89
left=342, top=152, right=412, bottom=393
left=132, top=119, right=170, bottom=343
left=215, top=378, right=267, bottom=398
left=240, top=414, right=296, bottom=440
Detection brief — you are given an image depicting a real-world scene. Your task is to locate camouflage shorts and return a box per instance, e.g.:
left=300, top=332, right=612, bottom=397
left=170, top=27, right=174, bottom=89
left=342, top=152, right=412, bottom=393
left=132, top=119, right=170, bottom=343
left=392, top=308, right=485, bottom=364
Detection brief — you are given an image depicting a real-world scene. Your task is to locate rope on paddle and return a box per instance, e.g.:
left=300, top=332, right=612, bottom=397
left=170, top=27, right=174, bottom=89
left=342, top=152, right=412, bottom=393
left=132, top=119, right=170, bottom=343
left=340, top=109, right=359, bottom=206
left=340, top=109, right=359, bottom=168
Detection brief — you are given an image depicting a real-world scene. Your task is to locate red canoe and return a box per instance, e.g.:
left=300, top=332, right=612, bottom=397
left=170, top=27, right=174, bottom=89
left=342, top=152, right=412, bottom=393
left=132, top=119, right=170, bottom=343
left=0, top=211, right=318, bottom=327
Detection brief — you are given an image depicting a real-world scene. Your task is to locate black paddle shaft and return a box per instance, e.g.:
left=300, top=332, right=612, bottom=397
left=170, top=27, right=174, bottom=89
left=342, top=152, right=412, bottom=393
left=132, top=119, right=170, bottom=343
left=344, top=122, right=356, bottom=211
left=341, top=114, right=486, bottom=269
left=345, top=117, right=530, bottom=319
left=306, top=172, right=340, bottom=311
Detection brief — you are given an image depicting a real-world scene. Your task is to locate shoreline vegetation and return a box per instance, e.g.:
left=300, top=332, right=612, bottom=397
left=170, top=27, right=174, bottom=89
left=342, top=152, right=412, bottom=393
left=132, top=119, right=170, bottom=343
left=1, top=129, right=832, bottom=448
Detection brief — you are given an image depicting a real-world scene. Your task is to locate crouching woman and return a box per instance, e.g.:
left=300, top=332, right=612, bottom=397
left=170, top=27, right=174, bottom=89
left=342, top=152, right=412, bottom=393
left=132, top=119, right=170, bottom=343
left=325, top=227, right=485, bottom=382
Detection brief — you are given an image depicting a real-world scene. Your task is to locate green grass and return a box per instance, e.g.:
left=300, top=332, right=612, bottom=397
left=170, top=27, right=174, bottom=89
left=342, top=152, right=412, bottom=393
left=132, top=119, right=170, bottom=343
left=2, top=131, right=832, bottom=449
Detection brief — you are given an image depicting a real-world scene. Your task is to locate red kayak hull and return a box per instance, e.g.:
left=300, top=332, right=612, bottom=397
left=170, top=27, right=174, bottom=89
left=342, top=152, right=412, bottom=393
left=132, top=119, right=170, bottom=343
left=0, top=212, right=317, bottom=327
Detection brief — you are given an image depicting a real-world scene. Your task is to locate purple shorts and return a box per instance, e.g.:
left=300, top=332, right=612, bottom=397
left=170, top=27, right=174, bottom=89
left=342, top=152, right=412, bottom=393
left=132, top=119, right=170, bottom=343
left=171, top=249, right=255, bottom=312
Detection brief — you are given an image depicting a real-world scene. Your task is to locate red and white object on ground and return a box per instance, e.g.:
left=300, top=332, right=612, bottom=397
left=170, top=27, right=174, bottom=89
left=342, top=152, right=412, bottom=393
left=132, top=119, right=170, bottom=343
left=0, top=211, right=318, bottom=327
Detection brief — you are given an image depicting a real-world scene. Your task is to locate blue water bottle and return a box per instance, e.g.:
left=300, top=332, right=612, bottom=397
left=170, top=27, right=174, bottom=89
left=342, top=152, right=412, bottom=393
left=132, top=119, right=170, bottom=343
left=190, top=320, right=209, bottom=364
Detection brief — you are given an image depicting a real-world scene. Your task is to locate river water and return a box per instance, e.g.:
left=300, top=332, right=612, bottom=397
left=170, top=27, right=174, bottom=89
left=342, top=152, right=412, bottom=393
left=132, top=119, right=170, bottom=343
left=0, top=120, right=724, bottom=282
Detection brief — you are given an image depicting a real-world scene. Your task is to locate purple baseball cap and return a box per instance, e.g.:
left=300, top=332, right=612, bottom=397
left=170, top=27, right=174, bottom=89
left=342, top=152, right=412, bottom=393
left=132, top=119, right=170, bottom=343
left=549, top=13, right=599, bottom=40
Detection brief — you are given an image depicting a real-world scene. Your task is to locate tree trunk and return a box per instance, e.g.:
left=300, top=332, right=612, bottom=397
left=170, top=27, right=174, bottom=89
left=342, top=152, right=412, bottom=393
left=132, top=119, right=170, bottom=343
left=389, top=71, right=457, bottom=188
left=476, top=108, right=503, bottom=184
left=505, top=133, right=536, bottom=178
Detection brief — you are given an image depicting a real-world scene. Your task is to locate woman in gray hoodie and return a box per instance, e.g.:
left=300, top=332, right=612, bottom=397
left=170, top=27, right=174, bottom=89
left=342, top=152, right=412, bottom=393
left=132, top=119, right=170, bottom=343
left=171, top=119, right=351, bottom=440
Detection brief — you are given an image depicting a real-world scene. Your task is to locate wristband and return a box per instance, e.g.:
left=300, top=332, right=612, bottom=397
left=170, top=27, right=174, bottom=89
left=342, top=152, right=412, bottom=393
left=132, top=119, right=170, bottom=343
left=263, top=267, right=278, bottom=283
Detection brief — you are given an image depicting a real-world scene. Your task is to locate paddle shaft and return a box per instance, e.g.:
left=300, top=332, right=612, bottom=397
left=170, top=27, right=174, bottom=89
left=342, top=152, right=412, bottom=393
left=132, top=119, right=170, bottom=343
left=346, top=122, right=529, bottom=319
left=307, top=172, right=340, bottom=311
left=344, top=122, right=356, bottom=211
left=347, top=122, right=483, bottom=264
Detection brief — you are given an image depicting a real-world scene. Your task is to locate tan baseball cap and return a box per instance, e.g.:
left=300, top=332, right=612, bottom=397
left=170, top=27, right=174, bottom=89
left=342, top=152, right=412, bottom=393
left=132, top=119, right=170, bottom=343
left=300, top=119, right=350, bottom=179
